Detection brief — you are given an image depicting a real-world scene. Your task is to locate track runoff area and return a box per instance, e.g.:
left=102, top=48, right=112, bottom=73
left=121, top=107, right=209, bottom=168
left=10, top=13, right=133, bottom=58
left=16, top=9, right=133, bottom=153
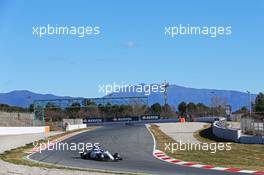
left=29, top=97, right=257, bottom=175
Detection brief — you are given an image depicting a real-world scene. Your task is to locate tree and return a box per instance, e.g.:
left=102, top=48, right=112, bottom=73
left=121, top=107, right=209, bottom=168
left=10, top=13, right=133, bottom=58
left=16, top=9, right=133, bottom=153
left=70, top=102, right=81, bottom=110
left=133, top=104, right=147, bottom=116
left=234, top=106, right=248, bottom=114
left=28, top=103, right=34, bottom=112
left=66, top=102, right=81, bottom=118
left=82, top=99, right=96, bottom=107
left=178, top=102, right=187, bottom=115
left=210, top=96, right=227, bottom=116
left=161, top=104, right=176, bottom=118
left=46, top=102, right=58, bottom=109
left=187, top=102, right=196, bottom=114
left=211, top=96, right=227, bottom=108
left=150, top=103, right=162, bottom=114
left=196, top=103, right=209, bottom=117
left=255, top=93, right=264, bottom=114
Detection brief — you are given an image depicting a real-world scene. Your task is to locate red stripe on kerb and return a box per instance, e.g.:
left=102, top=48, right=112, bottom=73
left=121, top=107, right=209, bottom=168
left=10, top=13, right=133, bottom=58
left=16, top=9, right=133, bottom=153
left=162, top=157, right=171, bottom=160
left=156, top=154, right=165, bottom=157
left=224, top=168, right=241, bottom=172
left=201, top=165, right=215, bottom=169
left=154, top=153, right=164, bottom=155
left=183, top=162, right=197, bottom=166
left=170, top=160, right=182, bottom=163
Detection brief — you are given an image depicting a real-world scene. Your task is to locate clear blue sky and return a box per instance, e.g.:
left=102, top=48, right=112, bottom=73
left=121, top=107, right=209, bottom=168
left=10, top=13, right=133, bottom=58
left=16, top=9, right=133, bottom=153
left=0, top=0, right=263, bottom=97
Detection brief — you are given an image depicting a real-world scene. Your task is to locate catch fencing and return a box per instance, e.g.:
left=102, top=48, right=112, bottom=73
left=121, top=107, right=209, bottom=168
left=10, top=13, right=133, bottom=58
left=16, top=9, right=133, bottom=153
left=241, top=117, right=264, bottom=136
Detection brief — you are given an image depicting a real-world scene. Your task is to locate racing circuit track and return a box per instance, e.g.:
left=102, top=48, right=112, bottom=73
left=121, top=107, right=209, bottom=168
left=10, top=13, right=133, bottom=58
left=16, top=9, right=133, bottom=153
left=29, top=125, right=243, bottom=175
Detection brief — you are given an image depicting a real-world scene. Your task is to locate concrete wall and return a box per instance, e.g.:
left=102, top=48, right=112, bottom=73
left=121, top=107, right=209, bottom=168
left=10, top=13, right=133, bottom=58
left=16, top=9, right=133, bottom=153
left=62, top=119, right=83, bottom=128
left=0, top=111, right=34, bottom=120
left=0, top=111, right=34, bottom=126
left=0, top=126, right=50, bottom=135
left=66, top=124, right=86, bottom=131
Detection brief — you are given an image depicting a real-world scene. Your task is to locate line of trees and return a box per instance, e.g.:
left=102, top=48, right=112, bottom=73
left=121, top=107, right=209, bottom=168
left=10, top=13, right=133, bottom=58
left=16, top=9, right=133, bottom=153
left=255, top=93, right=264, bottom=114
left=29, top=99, right=231, bottom=122
left=235, top=92, right=264, bottom=116
left=0, top=104, right=29, bottom=112
left=2, top=92, right=264, bottom=121
left=177, top=101, right=226, bottom=119
left=40, top=101, right=178, bottom=121
left=42, top=102, right=148, bottom=121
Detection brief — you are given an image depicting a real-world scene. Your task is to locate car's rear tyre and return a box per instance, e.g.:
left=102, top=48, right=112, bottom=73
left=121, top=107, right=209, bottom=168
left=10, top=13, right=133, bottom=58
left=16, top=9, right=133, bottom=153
left=113, top=153, right=122, bottom=161
left=80, top=153, right=84, bottom=159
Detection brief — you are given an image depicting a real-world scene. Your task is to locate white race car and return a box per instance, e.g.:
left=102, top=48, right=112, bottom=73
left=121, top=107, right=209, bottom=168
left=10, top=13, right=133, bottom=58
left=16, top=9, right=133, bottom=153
left=80, top=146, right=122, bottom=161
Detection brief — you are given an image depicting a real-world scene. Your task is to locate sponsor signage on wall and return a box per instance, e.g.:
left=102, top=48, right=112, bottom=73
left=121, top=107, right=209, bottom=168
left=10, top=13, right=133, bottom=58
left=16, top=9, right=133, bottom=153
left=84, top=118, right=104, bottom=123
left=141, top=115, right=160, bottom=120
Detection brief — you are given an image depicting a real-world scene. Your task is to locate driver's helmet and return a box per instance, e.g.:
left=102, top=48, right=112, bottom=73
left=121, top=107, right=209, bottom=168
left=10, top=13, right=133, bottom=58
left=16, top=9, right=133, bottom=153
left=92, top=145, right=101, bottom=151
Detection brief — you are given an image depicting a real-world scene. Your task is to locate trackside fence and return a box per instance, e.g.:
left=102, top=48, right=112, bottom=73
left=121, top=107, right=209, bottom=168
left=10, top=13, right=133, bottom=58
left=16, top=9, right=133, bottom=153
left=241, top=117, right=264, bottom=136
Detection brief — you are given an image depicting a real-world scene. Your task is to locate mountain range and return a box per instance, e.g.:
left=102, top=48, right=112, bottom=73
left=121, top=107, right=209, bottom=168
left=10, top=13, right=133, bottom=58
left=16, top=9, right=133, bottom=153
left=106, top=84, right=256, bottom=111
left=0, top=85, right=257, bottom=111
left=0, top=90, right=72, bottom=108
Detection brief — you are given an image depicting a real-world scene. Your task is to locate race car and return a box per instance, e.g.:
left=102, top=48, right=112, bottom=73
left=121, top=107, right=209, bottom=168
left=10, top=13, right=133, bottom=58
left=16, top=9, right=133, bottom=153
left=80, top=146, right=122, bottom=161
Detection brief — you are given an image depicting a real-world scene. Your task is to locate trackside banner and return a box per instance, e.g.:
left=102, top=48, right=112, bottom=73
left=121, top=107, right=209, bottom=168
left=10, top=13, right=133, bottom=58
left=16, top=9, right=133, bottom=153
left=105, top=116, right=139, bottom=122
left=83, top=118, right=104, bottom=123
left=140, top=115, right=160, bottom=120
left=84, top=116, right=161, bottom=124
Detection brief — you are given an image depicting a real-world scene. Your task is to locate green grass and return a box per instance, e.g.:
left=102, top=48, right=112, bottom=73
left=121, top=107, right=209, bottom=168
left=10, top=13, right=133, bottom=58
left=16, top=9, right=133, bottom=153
left=149, top=124, right=264, bottom=171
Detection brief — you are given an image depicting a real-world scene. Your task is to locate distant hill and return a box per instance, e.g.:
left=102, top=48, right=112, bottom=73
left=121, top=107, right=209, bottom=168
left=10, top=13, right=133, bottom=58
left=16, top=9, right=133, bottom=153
left=0, top=85, right=257, bottom=111
left=0, top=90, right=72, bottom=108
left=106, top=84, right=257, bottom=111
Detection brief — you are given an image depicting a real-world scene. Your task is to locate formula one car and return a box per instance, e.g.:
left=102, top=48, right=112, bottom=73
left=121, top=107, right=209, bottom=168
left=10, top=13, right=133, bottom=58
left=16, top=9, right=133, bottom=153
left=80, top=146, right=122, bottom=161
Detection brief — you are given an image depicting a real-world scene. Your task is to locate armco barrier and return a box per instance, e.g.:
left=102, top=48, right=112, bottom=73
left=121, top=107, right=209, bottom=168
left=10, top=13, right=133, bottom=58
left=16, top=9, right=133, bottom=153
left=66, top=124, right=86, bottom=131
left=239, top=135, right=264, bottom=144
left=0, top=126, right=50, bottom=135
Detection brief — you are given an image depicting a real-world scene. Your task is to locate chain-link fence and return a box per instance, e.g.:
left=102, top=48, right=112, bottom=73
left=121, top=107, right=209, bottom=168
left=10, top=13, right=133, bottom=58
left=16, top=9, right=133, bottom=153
left=241, top=115, right=264, bottom=136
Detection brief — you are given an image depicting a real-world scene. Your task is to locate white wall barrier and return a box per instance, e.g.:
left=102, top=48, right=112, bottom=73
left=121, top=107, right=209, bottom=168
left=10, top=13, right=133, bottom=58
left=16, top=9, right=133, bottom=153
left=194, top=116, right=223, bottom=123
left=0, top=126, right=50, bottom=135
left=212, top=121, right=264, bottom=144
left=212, top=122, right=241, bottom=142
left=66, top=124, right=86, bottom=131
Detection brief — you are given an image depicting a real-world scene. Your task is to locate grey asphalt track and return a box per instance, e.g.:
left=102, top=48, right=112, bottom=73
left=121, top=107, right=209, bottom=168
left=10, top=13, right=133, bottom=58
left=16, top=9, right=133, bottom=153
left=29, top=125, right=242, bottom=175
